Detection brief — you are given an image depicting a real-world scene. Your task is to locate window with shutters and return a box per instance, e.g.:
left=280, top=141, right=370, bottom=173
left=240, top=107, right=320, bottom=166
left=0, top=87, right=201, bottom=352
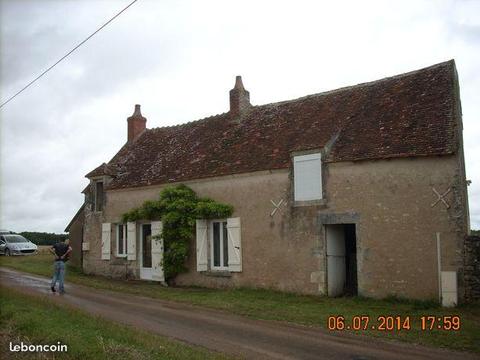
left=293, top=153, right=322, bottom=201
left=116, top=224, right=127, bottom=257
left=210, top=221, right=229, bottom=270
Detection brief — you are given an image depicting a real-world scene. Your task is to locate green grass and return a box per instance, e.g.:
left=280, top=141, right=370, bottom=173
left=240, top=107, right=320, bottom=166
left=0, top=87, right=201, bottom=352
left=0, top=289, right=230, bottom=360
left=1, top=254, right=479, bottom=353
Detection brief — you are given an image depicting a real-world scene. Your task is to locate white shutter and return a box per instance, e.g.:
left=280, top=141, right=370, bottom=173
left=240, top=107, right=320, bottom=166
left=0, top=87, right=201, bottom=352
left=151, top=221, right=164, bottom=282
left=196, top=220, right=208, bottom=271
left=127, top=222, right=136, bottom=261
left=227, top=217, right=242, bottom=272
left=294, top=153, right=322, bottom=201
left=101, top=223, right=111, bottom=260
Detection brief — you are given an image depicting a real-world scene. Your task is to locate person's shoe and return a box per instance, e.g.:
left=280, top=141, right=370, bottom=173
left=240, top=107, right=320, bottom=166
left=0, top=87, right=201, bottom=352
left=51, top=286, right=56, bottom=293
left=59, top=290, right=65, bottom=295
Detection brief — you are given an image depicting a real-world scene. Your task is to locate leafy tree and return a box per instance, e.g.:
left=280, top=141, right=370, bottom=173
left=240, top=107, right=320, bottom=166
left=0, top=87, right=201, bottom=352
left=18, top=232, right=68, bottom=246
left=122, top=184, right=233, bottom=282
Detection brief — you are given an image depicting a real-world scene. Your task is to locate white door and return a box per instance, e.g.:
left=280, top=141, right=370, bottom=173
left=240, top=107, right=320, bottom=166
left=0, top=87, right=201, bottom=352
left=139, top=224, right=153, bottom=280
left=326, top=225, right=346, bottom=297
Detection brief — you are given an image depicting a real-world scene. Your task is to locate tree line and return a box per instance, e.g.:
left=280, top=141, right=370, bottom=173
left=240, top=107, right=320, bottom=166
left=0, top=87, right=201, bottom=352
left=19, top=232, right=68, bottom=246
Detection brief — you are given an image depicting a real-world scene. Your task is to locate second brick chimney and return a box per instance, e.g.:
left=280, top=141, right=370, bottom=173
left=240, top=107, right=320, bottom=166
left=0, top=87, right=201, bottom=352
left=127, top=104, right=146, bottom=142
left=229, top=76, right=251, bottom=117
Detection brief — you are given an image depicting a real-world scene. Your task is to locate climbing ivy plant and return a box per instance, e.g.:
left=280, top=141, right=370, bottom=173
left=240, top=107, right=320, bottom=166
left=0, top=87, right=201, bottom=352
left=122, top=184, right=233, bottom=282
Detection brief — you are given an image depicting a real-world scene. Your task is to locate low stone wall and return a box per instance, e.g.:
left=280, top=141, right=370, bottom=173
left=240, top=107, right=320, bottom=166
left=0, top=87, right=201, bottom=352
left=464, top=235, right=480, bottom=301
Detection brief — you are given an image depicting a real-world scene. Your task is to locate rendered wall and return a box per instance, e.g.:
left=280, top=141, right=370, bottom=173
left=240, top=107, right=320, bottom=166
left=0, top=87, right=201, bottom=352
left=81, top=154, right=468, bottom=300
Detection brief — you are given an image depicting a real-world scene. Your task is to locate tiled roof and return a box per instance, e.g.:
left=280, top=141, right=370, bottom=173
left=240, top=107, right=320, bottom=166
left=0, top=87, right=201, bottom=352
left=87, top=60, right=460, bottom=190
left=85, top=163, right=116, bottom=178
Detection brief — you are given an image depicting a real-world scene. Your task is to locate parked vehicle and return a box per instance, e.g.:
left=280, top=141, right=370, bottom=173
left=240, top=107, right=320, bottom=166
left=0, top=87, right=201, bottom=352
left=0, top=234, right=38, bottom=256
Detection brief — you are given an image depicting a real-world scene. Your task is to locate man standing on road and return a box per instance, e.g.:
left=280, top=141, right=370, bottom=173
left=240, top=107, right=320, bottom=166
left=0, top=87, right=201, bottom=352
left=49, top=239, right=72, bottom=294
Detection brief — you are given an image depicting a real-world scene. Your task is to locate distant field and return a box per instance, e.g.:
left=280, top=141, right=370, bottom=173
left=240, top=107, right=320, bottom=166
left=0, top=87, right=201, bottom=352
left=37, top=245, right=51, bottom=254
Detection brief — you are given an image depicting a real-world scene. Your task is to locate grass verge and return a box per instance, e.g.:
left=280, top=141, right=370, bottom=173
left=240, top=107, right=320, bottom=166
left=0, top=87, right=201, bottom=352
left=1, top=254, right=479, bottom=353
left=0, top=288, right=229, bottom=360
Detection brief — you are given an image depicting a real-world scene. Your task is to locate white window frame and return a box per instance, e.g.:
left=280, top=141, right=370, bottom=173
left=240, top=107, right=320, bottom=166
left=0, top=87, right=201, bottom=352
left=210, top=220, right=229, bottom=271
left=116, top=223, right=127, bottom=257
left=293, top=152, right=323, bottom=201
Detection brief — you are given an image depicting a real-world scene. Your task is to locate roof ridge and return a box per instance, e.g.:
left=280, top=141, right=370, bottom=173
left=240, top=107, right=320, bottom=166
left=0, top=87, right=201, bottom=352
left=145, top=60, right=454, bottom=131
left=257, top=60, right=455, bottom=107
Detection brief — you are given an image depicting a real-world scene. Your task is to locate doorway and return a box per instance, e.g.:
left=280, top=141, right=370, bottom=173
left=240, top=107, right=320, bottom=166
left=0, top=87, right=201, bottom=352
left=326, top=224, right=357, bottom=297
left=139, top=223, right=152, bottom=280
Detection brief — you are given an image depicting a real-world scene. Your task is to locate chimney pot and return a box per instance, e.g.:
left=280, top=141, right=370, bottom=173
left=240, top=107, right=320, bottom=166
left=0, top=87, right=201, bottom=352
left=127, top=104, right=147, bottom=142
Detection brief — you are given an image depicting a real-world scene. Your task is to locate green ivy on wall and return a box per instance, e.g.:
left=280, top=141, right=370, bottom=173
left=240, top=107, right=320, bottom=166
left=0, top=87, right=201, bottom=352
left=122, top=184, right=233, bottom=282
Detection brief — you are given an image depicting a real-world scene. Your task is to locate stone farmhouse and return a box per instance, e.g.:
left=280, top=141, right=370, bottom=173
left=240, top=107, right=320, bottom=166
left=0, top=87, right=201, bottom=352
left=67, top=60, right=471, bottom=305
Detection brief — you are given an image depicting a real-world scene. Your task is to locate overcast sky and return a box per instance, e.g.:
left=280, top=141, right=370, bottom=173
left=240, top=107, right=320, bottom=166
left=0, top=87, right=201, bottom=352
left=1, top=0, right=479, bottom=233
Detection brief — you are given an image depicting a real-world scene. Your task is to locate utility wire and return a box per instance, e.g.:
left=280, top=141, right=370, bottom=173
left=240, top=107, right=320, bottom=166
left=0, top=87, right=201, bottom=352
left=0, top=0, right=139, bottom=109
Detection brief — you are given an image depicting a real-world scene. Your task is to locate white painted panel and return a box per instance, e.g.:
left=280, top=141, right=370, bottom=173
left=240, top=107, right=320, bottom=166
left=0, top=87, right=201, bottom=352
left=326, top=225, right=346, bottom=297
left=328, top=257, right=346, bottom=297
left=101, top=223, right=111, bottom=260
left=127, top=222, right=136, bottom=261
left=151, top=221, right=164, bottom=282
left=326, top=225, right=346, bottom=256
left=294, top=153, right=322, bottom=201
left=227, top=217, right=242, bottom=272
left=196, top=220, right=208, bottom=271
left=441, top=271, right=457, bottom=307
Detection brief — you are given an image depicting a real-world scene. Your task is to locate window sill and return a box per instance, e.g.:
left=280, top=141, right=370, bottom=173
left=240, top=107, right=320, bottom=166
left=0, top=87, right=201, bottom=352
left=293, top=199, right=327, bottom=207
left=201, top=270, right=232, bottom=278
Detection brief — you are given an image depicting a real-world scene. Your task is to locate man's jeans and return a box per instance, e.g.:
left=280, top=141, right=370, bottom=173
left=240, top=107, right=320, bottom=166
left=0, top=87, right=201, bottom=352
left=51, top=260, right=65, bottom=293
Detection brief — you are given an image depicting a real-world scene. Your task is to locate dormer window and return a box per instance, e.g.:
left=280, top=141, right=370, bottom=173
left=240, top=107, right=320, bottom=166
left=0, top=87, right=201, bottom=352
left=293, top=153, right=322, bottom=201
left=94, top=181, right=104, bottom=212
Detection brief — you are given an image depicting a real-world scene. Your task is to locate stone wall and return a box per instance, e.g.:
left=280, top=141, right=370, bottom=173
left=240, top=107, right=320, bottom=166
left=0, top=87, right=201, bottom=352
left=464, top=235, right=480, bottom=301
left=67, top=208, right=84, bottom=268
left=81, top=154, right=469, bottom=301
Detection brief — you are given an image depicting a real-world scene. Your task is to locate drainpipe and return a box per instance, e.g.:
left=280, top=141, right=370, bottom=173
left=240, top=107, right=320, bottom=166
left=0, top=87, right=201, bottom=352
left=436, top=232, right=442, bottom=303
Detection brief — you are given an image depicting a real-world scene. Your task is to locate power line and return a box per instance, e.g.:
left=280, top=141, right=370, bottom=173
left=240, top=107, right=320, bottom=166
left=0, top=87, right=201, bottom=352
left=0, top=0, right=139, bottom=109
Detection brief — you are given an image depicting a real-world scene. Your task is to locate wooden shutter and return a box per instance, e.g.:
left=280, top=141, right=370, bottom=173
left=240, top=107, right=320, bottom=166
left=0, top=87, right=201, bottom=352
left=196, top=220, right=208, bottom=271
left=293, top=153, right=322, bottom=201
left=151, top=221, right=164, bottom=282
left=127, top=222, right=136, bottom=261
left=226, top=217, right=242, bottom=272
left=101, top=223, right=111, bottom=260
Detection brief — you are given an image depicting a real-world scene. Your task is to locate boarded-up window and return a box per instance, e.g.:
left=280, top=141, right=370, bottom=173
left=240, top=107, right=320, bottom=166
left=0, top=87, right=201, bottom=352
left=293, top=153, right=322, bottom=201
left=95, top=181, right=104, bottom=211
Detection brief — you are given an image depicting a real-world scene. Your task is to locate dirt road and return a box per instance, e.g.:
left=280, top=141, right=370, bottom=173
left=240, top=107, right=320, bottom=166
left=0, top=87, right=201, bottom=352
left=1, top=267, right=477, bottom=360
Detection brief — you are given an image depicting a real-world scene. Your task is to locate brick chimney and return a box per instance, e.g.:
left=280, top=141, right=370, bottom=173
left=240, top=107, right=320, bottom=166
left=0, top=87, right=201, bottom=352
left=229, top=76, right=251, bottom=117
left=127, top=104, right=146, bottom=142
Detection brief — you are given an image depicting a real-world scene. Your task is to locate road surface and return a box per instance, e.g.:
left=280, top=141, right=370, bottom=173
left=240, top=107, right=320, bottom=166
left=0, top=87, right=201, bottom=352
left=0, top=267, right=477, bottom=360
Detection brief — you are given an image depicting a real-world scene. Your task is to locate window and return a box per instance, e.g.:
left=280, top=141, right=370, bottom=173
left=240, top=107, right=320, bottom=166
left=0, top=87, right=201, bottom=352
left=293, top=153, right=322, bottom=201
left=211, top=221, right=228, bottom=270
left=116, top=224, right=127, bottom=257
left=94, top=181, right=104, bottom=211
left=196, top=218, right=242, bottom=273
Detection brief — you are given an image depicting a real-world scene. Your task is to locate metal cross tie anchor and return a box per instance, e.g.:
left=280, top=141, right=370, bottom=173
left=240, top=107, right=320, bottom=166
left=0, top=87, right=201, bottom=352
left=431, top=187, right=451, bottom=209
left=270, top=199, right=286, bottom=217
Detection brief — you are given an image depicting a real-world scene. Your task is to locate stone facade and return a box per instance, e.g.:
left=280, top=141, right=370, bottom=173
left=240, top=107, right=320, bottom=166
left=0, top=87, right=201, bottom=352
left=81, top=154, right=469, bottom=301
left=64, top=205, right=84, bottom=268
left=464, top=235, right=480, bottom=301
